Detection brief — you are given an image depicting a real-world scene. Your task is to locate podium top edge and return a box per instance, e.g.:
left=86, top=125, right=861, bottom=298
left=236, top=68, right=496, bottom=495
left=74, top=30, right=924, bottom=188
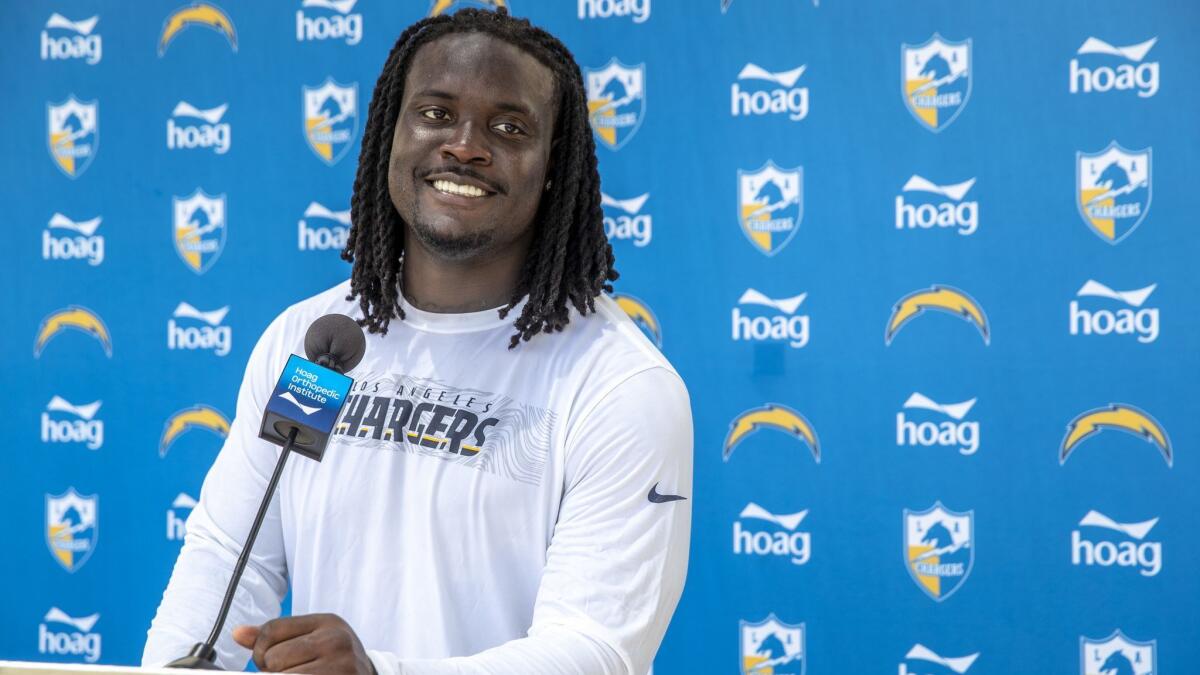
left=0, top=662, right=200, bottom=675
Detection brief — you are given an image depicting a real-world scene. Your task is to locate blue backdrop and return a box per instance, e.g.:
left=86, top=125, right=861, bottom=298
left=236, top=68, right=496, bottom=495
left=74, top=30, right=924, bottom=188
left=4, top=1, right=1198, bottom=674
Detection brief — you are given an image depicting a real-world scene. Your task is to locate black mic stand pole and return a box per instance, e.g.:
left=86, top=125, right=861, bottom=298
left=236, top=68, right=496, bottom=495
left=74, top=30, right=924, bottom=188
left=167, top=427, right=299, bottom=670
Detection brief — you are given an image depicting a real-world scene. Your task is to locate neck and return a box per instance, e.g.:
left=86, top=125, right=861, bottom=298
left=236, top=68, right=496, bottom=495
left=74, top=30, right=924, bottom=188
left=400, top=233, right=531, bottom=314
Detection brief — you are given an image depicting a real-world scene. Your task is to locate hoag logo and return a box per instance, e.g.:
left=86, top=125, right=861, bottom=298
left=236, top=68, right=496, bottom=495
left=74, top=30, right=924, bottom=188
left=579, top=0, right=649, bottom=23
left=895, top=175, right=978, bottom=235
left=584, top=59, right=645, bottom=150
left=897, top=393, right=978, bottom=456
left=731, top=63, right=809, bottom=121
left=731, top=289, right=809, bottom=348
left=1072, top=510, right=1161, bottom=577
left=733, top=502, right=810, bottom=566
left=899, top=644, right=979, bottom=675
left=1069, top=280, right=1158, bottom=343
left=42, top=397, right=104, bottom=451
left=167, top=493, right=197, bottom=541
left=1070, top=37, right=1158, bottom=98
left=1081, top=630, right=1155, bottom=675
left=601, top=192, right=652, bottom=247
left=168, top=102, right=231, bottom=154
left=41, top=14, right=102, bottom=64
left=43, top=213, right=104, bottom=266
left=39, top=608, right=101, bottom=663
left=297, top=0, right=362, bottom=45
left=168, top=302, right=231, bottom=356
left=299, top=202, right=350, bottom=251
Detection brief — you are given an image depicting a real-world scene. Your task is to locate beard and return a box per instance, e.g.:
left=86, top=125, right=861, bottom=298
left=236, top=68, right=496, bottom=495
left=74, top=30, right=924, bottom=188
left=404, top=201, right=496, bottom=261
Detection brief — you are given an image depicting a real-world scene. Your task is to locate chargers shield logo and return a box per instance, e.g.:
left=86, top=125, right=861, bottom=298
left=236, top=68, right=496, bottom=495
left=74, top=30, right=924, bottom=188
left=738, top=162, right=802, bottom=256
left=1081, top=630, right=1156, bottom=675
left=47, top=96, right=99, bottom=178
left=740, top=615, right=804, bottom=674
left=46, top=489, right=98, bottom=573
left=904, top=501, right=974, bottom=601
left=902, top=34, right=972, bottom=132
left=173, top=189, right=227, bottom=274
left=585, top=59, right=645, bottom=150
left=1077, top=142, right=1151, bottom=244
left=303, top=78, right=359, bottom=165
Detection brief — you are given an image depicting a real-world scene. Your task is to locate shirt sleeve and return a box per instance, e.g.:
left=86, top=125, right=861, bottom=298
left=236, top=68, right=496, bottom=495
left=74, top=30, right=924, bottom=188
left=141, top=315, right=293, bottom=670
left=371, top=366, right=693, bottom=675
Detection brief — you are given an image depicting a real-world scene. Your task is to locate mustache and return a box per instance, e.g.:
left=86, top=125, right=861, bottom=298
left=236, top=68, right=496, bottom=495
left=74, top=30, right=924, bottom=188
left=417, top=165, right=506, bottom=195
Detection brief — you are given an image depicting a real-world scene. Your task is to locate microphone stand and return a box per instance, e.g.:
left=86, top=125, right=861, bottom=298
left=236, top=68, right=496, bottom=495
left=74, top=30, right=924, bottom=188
left=167, top=427, right=299, bottom=669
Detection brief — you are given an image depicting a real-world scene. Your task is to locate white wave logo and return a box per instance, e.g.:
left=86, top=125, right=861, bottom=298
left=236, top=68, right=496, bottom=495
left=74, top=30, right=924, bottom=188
left=49, top=213, right=102, bottom=236
left=173, top=302, right=229, bottom=326
left=902, top=175, right=976, bottom=201
left=739, top=503, right=808, bottom=531
left=44, top=608, right=100, bottom=633
left=173, top=101, right=227, bottom=124
left=1075, top=280, right=1156, bottom=307
left=737, top=289, right=806, bottom=315
left=732, top=63, right=809, bottom=121
left=1070, top=37, right=1159, bottom=98
left=280, top=391, right=321, bottom=416
left=900, top=644, right=979, bottom=674
left=303, top=0, right=358, bottom=11
left=601, top=192, right=649, bottom=214
left=46, top=14, right=99, bottom=34
left=902, top=393, right=976, bottom=421
left=1077, top=37, right=1157, bottom=62
left=47, top=396, right=102, bottom=420
left=1078, top=511, right=1158, bottom=540
left=172, top=493, right=199, bottom=509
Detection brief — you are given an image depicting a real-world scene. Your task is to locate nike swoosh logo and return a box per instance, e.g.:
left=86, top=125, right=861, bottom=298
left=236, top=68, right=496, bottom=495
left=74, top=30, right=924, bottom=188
left=647, top=482, right=687, bottom=503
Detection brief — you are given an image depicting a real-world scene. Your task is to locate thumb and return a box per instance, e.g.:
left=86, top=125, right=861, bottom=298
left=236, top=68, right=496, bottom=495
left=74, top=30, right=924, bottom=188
left=231, top=624, right=261, bottom=648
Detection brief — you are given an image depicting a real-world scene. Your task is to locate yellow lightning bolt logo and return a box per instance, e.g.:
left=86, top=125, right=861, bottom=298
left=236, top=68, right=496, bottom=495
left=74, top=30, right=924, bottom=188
left=34, top=306, right=112, bottom=358
left=723, top=404, right=820, bottom=462
left=613, top=293, right=662, bottom=347
left=160, top=405, right=231, bottom=457
left=885, top=285, right=989, bottom=345
left=159, top=2, right=238, bottom=56
left=429, top=0, right=507, bottom=16
left=1060, top=404, right=1172, bottom=466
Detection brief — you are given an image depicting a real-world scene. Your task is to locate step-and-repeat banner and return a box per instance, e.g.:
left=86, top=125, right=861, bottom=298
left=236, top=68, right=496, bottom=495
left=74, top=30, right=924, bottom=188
left=4, top=1, right=1198, bottom=673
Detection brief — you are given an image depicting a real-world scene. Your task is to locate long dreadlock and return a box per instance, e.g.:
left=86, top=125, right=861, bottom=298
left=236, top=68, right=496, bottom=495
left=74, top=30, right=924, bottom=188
left=342, top=7, right=617, bottom=348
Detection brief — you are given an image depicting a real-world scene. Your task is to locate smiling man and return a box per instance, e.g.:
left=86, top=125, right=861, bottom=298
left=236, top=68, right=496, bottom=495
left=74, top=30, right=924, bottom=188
left=143, top=8, right=691, bottom=675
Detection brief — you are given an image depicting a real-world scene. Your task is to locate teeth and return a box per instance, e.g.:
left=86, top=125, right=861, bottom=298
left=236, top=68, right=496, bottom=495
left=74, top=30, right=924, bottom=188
left=432, top=179, right=486, bottom=198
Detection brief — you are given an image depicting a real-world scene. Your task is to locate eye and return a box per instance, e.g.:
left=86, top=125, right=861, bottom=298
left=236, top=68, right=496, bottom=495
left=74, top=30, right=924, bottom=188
left=493, top=121, right=525, bottom=136
left=420, top=108, right=449, bottom=121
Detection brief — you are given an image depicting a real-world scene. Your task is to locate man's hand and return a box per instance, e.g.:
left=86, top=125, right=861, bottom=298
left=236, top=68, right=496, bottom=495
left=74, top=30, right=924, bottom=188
left=232, top=614, right=376, bottom=675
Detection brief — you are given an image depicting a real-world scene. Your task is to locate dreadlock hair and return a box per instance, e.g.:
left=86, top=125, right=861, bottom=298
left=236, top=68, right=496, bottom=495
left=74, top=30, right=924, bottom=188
left=342, top=6, right=618, bottom=349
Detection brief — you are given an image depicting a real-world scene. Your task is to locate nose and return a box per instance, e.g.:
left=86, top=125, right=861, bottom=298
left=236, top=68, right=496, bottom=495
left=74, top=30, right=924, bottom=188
left=440, top=120, right=491, bottom=166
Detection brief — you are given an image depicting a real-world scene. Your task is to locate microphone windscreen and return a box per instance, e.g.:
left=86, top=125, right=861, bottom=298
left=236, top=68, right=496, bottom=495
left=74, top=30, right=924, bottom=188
left=304, top=314, right=366, bottom=373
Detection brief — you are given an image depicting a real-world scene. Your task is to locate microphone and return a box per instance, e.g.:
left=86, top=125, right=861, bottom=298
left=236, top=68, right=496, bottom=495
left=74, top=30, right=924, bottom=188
left=167, top=314, right=365, bottom=670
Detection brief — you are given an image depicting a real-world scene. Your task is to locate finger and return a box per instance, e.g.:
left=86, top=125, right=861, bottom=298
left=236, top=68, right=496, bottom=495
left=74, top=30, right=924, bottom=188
left=260, top=632, right=321, bottom=673
left=280, top=658, right=323, bottom=674
left=232, top=625, right=260, bottom=649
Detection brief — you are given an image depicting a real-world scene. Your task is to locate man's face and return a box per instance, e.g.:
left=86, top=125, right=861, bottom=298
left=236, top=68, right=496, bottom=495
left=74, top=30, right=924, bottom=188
left=388, top=32, right=558, bottom=260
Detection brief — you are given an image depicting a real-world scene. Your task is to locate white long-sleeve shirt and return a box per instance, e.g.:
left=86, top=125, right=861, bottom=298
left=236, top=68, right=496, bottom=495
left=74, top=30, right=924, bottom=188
left=142, top=281, right=692, bottom=675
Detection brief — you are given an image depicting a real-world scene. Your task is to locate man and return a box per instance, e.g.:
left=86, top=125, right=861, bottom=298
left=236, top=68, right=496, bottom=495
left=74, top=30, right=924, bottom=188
left=143, top=8, right=691, bottom=675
